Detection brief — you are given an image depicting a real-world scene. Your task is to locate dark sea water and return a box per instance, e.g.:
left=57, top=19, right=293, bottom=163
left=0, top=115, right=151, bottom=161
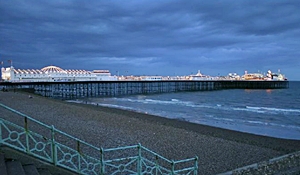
left=68, top=81, right=300, bottom=140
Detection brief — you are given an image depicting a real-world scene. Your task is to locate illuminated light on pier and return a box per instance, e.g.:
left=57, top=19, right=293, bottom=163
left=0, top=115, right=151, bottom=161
left=1, top=62, right=287, bottom=83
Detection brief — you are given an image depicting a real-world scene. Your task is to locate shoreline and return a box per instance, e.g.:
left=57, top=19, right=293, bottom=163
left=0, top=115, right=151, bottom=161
left=67, top=100, right=300, bottom=153
left=1, top=90, right=299, bottom=174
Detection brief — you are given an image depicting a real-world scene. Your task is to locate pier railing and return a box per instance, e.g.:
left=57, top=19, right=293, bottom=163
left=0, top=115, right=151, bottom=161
left=0, top=103, right=198, bottom=175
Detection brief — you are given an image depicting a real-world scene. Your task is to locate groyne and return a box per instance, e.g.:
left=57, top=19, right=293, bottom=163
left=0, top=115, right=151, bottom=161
left=0, top=80, right=289, bottom=99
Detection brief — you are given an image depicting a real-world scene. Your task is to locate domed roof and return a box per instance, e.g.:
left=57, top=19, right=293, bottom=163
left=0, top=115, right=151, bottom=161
left=41, top=66, right=64, bottom=72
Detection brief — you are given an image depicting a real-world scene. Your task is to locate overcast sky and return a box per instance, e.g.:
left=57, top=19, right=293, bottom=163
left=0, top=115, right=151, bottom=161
left=1, top=0, right=299, bottom=80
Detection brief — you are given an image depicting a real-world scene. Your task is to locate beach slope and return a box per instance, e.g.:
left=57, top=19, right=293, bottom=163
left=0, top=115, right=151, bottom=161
left=0, top=91, right=299, bottom=174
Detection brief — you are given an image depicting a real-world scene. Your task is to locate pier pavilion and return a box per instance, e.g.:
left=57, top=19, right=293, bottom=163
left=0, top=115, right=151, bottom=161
left=1, top=65, right=117, bottom=82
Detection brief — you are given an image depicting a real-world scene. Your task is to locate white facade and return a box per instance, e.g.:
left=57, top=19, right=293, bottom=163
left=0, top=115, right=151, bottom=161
left=140, top=76, right=163, bottom=81
left=1, top=65, right=117, bottom=82
left=188, top=70, right=215, bottom=80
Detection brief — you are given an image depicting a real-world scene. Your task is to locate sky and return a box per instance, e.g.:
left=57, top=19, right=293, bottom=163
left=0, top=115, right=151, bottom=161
left=1, top=0, right=300, bottom=80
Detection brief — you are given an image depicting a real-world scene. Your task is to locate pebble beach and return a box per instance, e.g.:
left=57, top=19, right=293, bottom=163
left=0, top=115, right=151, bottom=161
left=1, top=90, right=299, bottom=174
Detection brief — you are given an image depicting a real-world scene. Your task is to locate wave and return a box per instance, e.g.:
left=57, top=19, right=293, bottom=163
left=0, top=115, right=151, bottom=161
left=66, top=99, right=144, bottom=113
left=201, top=115, right=300, bottom=130
left=246, top=120, right=300, bottom=130
left=263, top=107, right=300, bottom=113
left=66, top=98, right=300, bottom=139
left=96, top=103, right=137, bottom=111
left=245, top=106, right=261, bottom=110
left=232, top=107, right=269, bottom=114
left=65, top=100, right=83, bottom=103
left=246, top=106, right=300, bottom=113
left=171, top=99, right=180, bottom=102
left=116, top=98, right=195, bottom=106
left=112, top=98, right=300, bottom=115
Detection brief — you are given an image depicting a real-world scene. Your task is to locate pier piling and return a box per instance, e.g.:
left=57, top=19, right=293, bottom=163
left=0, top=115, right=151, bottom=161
left=0, top=80, right=289, bottom=99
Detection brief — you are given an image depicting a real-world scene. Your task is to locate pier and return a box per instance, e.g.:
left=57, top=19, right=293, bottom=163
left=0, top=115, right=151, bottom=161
left=0, top=80, right=289, bottom=99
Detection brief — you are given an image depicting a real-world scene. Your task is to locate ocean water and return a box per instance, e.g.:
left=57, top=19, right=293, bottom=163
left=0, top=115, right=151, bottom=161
left=67, top=81, right=300, bottom=140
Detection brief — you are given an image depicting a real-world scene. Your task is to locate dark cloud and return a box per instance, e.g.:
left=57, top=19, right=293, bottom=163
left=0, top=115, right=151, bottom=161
left=0, top=0, right=299, bottom=80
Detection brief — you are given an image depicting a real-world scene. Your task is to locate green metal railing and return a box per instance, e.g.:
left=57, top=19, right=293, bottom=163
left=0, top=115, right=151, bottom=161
left=0, top=103, right=198, bottom=175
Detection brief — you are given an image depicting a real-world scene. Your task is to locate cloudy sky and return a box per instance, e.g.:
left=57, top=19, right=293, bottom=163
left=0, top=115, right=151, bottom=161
left=1, top=0, right=299, bottom=80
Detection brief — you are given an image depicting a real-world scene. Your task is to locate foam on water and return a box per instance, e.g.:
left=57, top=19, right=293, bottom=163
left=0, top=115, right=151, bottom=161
left=115, top=97, right=300, bottom=117
left=189, top=114, right=300, bottom=140
left=67, top=99, right=145, bottom=113
left=66, top=83, right=300, bottom=140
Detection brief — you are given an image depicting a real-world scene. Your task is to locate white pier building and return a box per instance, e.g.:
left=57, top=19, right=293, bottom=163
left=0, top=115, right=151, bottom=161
left=1, top=65, right=117, bottom=82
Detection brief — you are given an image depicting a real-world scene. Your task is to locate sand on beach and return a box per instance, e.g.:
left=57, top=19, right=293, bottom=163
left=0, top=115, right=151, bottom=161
left=1, top=90, right=299, bottom=174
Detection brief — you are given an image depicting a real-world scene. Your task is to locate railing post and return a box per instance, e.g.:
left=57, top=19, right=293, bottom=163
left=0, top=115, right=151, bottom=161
left=0, top=120, right=2, bottom=145
left=171, top=160, right=175, bottom=175
left=24, top=117, right=30, bottom=153
left=155, top=155, right=159, bottom=175
left=137, top=143, right=142, bottom=175
left=51, top=125, right=57, bottom=166
left=100, top=147, right=105, bottom=175
left=77, top=139, right=81, bottom=174
left=194, top=156, right=198, bottom=175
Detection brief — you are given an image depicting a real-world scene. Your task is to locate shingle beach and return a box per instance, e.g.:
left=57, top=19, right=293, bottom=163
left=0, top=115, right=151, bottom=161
left=1, top=91, right=299, bottom=174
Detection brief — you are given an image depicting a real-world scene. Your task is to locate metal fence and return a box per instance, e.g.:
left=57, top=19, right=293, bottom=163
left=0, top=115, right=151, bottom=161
left=0, top=103, right=198, bottom=175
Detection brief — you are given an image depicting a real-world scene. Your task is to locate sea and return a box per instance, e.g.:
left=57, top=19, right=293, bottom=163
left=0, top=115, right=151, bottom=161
left=67, top=81, right=300, bottom=140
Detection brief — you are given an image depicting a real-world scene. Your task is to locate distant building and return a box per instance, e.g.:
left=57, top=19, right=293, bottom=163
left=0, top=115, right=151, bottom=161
left=1, top=65, right=117, bottom=82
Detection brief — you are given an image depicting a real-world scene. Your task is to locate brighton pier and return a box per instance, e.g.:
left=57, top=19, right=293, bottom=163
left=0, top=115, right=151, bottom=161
left=0, top=80, right=288, bottom=99
left=1, top=65, right=289, bottom=99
